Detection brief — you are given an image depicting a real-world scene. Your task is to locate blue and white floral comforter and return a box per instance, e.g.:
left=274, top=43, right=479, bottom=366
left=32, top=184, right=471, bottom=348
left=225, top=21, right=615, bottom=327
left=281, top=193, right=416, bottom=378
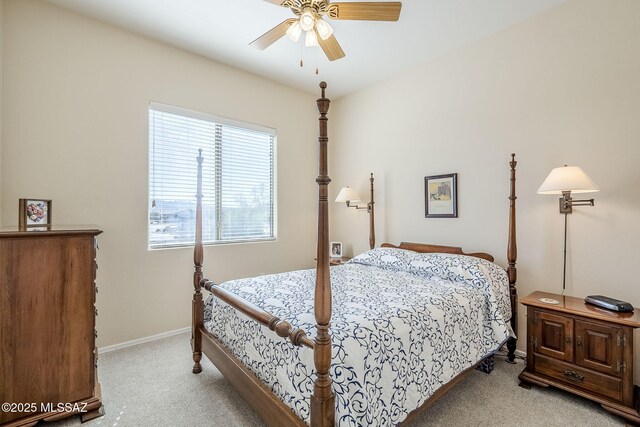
left=203, top=248, right=512, bottom=426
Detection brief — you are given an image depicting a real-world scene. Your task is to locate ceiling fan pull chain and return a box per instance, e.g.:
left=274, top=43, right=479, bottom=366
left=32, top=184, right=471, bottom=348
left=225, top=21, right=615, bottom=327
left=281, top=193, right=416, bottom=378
left=300, top=46, right=304, bottom=68
left=315, top=49, right=319, bottom=75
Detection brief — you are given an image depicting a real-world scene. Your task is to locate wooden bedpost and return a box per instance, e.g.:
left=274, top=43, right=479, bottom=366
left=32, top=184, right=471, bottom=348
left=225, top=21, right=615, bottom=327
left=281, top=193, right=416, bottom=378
left=192, top=149, right=204, bottom=374
left=311, top=82, right=335, bottom=427
left=506, top=153, right=518, bottom=363
left=369, top=173, right=375, bottom=249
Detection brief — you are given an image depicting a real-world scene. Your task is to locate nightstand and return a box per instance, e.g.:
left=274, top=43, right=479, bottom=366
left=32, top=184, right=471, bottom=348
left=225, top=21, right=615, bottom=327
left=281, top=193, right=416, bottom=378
left=519, top=291, right=640, bottom=424
left=330, top=257, right=350, bottom=266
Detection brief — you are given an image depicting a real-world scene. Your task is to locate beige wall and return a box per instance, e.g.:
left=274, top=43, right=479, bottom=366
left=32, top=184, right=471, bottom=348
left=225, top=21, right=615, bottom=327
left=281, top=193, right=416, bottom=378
left=330, top=0, right=640, bottom=360
left=3, top=0, right=639, bottom=361
left=1, top=0, right=319, bottom=347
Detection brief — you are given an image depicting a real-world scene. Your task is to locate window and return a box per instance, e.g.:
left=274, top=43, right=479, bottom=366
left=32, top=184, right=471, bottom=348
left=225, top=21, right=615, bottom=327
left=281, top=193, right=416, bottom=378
left=149, top=103, right=276, bottom=249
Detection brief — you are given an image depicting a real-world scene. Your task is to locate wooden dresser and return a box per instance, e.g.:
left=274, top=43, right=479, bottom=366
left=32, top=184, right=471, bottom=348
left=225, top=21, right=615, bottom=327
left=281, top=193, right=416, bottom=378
left=0, top=228, right=104, bottom=426
left=519, top=291, right=640, bottom=424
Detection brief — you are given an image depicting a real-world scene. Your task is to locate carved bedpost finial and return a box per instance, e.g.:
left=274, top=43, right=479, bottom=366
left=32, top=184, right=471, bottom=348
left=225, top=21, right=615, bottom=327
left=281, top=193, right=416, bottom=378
left=317, top=82, right=330, bottom=116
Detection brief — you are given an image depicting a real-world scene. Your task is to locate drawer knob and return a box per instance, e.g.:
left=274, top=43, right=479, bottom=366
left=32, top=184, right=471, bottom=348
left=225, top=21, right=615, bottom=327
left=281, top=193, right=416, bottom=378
left=563, top=370, right=585, bottom=382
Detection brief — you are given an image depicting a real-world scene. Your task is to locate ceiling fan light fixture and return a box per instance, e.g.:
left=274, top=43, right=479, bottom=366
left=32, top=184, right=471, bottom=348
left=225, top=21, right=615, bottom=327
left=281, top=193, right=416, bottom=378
left=315, top=18, right=333, bottom=40
left=299, top=10, right=316, bottom=32
left=286, top=20, right=302, bottom=42
left=305, top=30, right=319, bottom=47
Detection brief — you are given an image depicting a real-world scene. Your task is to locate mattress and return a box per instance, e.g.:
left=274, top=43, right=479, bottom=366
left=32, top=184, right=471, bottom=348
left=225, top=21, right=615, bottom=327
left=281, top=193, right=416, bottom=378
left=203, top=247, right=512, bottom=426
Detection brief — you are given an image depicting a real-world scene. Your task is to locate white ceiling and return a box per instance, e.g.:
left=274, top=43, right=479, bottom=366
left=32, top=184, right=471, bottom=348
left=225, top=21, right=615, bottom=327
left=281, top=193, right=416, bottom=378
left=45, top=0, right=567, bottom=98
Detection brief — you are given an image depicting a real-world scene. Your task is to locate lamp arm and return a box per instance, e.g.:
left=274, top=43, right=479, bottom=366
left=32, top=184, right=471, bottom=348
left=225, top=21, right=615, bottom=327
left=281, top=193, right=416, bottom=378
left=568, top=198, right=595, bottom=206
left=559, top=191, right=595, bottom=213
left=346, top=201, right=368, bottom=210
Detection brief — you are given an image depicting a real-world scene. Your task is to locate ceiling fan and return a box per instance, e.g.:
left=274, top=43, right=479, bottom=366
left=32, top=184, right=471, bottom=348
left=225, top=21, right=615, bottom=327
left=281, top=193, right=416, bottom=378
left=251, top=0, right=402, bottom=61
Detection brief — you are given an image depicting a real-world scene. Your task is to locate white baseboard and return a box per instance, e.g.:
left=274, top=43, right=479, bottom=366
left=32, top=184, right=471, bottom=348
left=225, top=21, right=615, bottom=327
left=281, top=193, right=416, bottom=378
left=98, top=326, right=190, bottom=354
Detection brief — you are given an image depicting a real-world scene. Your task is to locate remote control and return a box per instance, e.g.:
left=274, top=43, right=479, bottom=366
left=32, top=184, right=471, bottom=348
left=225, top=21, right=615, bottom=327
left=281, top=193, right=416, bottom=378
left=585, top=295, right=634, bottom=312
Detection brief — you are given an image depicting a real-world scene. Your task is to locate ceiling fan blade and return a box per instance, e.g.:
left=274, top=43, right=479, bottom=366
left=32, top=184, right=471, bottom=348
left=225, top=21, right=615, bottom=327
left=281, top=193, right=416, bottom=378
left=317, top=32, right=346, bottom=61
left=250, top=18, right=297, bottom=50
left=327, top=2, right=402, bottom=21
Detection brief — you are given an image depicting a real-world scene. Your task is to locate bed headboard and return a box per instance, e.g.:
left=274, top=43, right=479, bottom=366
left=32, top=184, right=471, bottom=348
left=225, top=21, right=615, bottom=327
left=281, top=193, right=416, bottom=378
left=380, top=242, right=494, bottom=262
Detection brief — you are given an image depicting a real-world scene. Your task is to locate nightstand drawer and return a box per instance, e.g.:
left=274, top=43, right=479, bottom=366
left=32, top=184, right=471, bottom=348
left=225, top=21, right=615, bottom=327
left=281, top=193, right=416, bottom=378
left=535, top=354, right=622, bottom=402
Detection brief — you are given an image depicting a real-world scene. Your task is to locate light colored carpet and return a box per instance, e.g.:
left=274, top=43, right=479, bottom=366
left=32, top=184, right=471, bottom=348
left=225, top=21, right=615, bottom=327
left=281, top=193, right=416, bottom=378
left=49, top=332, right=623, bottom=426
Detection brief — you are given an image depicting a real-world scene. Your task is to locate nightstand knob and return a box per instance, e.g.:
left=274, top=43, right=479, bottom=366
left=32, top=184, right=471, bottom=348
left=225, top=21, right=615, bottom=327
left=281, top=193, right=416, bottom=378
left=576, top=336, right=582, bottom=348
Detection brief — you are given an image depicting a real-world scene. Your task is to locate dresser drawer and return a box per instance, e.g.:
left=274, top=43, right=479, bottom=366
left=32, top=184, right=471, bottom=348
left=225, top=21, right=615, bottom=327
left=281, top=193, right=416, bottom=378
left=534, top=354, right=622, bottom=402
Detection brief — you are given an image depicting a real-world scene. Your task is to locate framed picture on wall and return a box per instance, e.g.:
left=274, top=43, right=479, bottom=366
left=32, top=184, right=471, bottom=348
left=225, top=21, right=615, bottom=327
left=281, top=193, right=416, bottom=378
left=19, top=199, right=52, bottom=230
left=425, top=173, right=457, bottom=218
left=330, top=241, right=343, bottom=258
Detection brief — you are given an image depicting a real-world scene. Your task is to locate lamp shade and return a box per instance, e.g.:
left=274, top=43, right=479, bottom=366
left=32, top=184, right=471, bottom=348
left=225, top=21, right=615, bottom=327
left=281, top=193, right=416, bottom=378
left=299, top=10, right=315, bottom=32
left=305, top=30, right=319, bottom=47
left=335, top=187, right=361, bottom=203
left=315, top=18, right=333, bottom=40
left=286, top=21, right=302, bottom=42
left=537, top=166, right=599, bottom=194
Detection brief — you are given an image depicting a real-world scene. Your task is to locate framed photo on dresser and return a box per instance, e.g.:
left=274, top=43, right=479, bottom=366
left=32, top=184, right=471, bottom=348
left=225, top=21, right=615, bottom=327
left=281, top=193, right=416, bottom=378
left=19, top=198, right=52, bottom=230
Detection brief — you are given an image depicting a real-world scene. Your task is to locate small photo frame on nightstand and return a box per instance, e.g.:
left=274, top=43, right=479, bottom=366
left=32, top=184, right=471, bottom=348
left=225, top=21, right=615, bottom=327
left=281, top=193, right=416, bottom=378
left=19, top=199, right=52, bottom=230
left=330, top=242, right=343, bottom=258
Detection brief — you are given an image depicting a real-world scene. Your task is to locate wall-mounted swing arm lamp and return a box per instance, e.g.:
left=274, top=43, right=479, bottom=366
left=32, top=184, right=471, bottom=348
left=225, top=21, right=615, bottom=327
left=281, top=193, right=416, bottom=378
left=537, top=165, right=599, bottom=292
left=335, top=173, right=375, bottom=249
left=538, top=165, right=599, bottom=214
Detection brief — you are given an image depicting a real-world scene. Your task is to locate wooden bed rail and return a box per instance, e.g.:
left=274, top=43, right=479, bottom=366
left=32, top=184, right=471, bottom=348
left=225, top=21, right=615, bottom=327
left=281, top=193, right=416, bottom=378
left=201, top=279, right=315, bottom=349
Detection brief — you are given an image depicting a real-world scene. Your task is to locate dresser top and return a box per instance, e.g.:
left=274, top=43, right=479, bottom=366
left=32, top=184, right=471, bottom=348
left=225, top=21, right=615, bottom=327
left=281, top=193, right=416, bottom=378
left=0, top=225, right=102, bottom=238
left=522, top=291, right=640, bottom=328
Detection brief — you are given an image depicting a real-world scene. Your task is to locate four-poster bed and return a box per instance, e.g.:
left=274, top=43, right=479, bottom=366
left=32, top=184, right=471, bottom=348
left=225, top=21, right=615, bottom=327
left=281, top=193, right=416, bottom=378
left=191, top=82, right=518, bottom=426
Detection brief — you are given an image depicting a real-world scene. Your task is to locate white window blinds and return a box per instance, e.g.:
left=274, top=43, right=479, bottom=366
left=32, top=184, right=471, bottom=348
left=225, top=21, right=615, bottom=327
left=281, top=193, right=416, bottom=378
left=149, top=103, right=276, bottom=249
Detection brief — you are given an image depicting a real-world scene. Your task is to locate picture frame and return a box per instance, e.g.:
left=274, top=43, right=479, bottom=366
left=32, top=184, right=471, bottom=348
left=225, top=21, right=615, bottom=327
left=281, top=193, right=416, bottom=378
left=330, top=241, right=343, bottom=258
left=425, top=173, right=458, bottom=218
left=19, top=199, right=52, bottom=230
